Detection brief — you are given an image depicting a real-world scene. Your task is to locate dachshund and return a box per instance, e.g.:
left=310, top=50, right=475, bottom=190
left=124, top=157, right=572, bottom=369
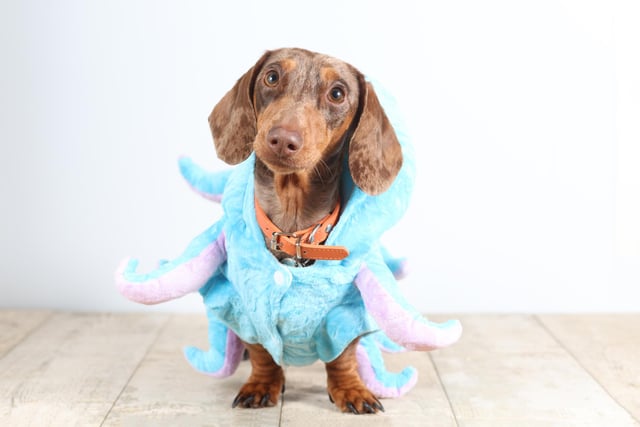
left=208, top=48, right=403, bottom=414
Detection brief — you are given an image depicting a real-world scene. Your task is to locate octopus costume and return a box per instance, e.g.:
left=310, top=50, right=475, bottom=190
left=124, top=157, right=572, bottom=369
left=116, top=83, right=462, bottom=398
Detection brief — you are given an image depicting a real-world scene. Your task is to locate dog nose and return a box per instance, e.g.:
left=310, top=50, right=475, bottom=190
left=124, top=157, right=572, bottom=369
left=267, top=127, right=303, bottom=156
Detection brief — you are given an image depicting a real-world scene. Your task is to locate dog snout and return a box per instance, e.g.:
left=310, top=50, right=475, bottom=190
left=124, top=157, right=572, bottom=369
left=267, top=127, right=303, bottom=157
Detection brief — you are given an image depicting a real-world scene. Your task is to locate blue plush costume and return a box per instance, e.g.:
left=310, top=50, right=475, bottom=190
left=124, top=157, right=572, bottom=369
left=116, top=83, right=462, bottom=398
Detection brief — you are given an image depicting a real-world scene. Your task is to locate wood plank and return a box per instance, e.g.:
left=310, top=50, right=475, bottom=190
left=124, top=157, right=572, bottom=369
left=280, top=351, right=457, bottom=426
left=0, top=312, right=168, bottom=426
left=102, top=314, right=282, bottom=427
left=538, top=314, right=640, bottom=423
left=0, top=310, right=52, bottom=357
left=430, top=315, right=640, bottom=427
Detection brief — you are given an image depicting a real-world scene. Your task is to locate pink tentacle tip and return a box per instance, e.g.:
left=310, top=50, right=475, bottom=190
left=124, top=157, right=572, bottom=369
left=115, top=257, right=135, bottom=284
left=355, top=345, right=418, bottom=398
left=392, top=259, right=410, bottom=280
left=403, top=318, right=463, bottom=351
left=433, top=319, right=463, bottom=347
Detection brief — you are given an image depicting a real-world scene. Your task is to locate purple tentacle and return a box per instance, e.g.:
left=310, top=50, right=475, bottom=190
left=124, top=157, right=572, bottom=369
left=356, top=343, right=418, bottom=398
left=184, top=327, right=244, bottom=378
left=116, top=232, right=226, bottom=305
left=213, top=329, right=244, bottom=377
left=354, top=265, right=462, bottom=351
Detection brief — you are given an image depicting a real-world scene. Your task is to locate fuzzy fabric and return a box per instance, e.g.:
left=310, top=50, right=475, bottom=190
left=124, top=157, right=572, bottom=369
left=116, top=81, right=462, bottom=398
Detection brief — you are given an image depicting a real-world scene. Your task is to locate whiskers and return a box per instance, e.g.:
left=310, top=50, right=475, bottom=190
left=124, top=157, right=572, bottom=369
left=313, top=158, right=335, bottom=186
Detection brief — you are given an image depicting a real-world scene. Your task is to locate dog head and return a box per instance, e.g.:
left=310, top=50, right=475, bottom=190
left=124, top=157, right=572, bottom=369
left=209, top=48, right=402, bottom=195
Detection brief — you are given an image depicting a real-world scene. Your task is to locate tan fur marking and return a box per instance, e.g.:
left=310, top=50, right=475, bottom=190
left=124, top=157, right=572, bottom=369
left=280, top=58, right=297, bottom=72
left=320, top=66, right=341, bottom=83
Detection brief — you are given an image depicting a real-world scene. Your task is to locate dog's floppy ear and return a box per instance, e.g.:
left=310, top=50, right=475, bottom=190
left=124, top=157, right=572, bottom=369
left=208, top=51, right=271, bottom=164
left=348, top=77, right=403, bottom=195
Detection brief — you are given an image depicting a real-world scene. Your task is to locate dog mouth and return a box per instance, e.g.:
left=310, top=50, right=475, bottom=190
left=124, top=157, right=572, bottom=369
left=259, top=152, right=313, bottom=174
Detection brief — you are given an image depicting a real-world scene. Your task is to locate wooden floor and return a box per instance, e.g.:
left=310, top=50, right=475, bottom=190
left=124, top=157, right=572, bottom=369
left=0, top=312, right=638, bottom=426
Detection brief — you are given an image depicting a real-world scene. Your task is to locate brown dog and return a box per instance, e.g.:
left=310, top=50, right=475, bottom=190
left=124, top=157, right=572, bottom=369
left=208, top=48, right=402, bottom=414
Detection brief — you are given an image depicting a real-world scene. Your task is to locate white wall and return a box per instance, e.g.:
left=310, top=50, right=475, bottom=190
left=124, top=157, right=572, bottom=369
left=1, top=0, right=638, bottom=312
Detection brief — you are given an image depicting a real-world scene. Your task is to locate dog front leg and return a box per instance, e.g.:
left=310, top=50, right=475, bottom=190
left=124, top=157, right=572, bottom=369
left=325, top=340, right=384, bottom=414
left=232, top=343, right=285, bottom=409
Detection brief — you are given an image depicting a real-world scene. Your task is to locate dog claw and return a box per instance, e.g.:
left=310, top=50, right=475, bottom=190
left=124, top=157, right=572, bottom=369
left=232, top=393, right=258, bottom=408
left=346, top=402, right=359, bottom=414
left=242, top=395, right=255, bottom=408
left=233, top=389, right=279, bottom=409
left=231, top=393, right=244, bottom=408
left=362, top=401, right=375, bottom=414
left=330, top=393, right=384, bottom=414
left=260, top=393, right=271, bottom=407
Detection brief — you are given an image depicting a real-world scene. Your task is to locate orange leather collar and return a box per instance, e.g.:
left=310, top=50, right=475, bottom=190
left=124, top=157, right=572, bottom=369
left=254, top=197, right=349, bottom=262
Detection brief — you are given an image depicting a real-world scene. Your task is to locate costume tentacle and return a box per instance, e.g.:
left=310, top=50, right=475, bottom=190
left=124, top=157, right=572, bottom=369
left=370, top=330, right=406, bottom=353
left=184, top=314, right=244, bottom=378
left=354, top=264, right=462, bottom=351
left=179, top=156, right=231, bottom=202
left=356, top=334, right=417, bottom=398
left=116, top=223, right=226, bottom=305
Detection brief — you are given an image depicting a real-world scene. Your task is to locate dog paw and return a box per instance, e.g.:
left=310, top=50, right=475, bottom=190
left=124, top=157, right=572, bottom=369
left=232, top=380, right=285, bottom=409
left=327, top=385, right=384, bottom=414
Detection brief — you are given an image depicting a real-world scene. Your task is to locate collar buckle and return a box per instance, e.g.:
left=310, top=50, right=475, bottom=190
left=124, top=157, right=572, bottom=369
left=270, top=231, right=303, bottom=259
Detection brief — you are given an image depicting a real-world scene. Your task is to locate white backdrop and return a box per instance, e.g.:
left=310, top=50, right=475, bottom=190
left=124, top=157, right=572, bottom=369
left=1, top=0, right=638, bottom=312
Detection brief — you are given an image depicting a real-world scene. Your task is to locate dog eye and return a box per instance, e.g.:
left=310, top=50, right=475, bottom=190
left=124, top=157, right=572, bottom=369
left=328, top=86, right=345, bottom=103
left=264, top=70, right=280, bottom=87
